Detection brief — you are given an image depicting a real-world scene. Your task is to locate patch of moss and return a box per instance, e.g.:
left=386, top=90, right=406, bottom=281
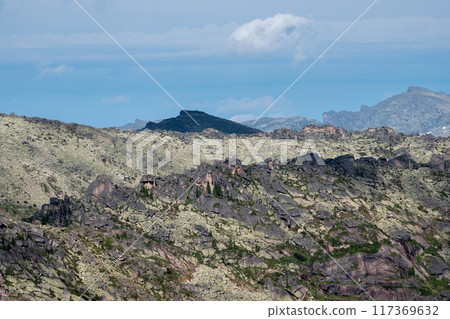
left=332, top=241, right=381, bottom=258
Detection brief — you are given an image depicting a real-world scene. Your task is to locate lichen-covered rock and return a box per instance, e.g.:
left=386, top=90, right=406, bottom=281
left=84, top=175, right=129, bottom=209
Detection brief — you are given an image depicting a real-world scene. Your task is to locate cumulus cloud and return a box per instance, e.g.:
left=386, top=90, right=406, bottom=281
left=100, top=95, right=131, bottom=105
left=227, top=14, right=450, bottom=61
left=40, top=64, right=73, bottom=76
left=227, top=13, right=313, bottom=59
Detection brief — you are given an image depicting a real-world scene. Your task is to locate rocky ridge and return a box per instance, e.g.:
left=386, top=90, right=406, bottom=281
left=241, top=116, right=321, bottom=132
left=323, top=87, right=450, bottom=137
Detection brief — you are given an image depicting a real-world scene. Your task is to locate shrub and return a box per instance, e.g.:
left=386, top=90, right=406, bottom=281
left=213, top=184, right=223, bottom=197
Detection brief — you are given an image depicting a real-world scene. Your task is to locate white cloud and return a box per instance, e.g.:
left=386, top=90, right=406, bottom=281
left=227, top=13, right=313, bottom=59
left=40, top=64, right=73, bottom=76
left=226, top=14, right=450, bottom=61
left=100, top=95, right=131, bottom=104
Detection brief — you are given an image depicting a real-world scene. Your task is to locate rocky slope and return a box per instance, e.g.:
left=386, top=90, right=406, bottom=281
left=0, top=113, right=449, bottom=300
left=241, top=116, right=321, bottom=132
left=2, top=113, right=447, bottom=215
left=323, top=87, right=450, bottom=137
left=1, top=154, right=449, bottom=301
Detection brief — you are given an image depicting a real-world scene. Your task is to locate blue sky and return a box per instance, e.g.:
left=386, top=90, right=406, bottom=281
left=1, top=0, right=450, bottom=127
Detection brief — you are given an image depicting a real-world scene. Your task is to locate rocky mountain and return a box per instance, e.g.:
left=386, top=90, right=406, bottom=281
left=144, top=110, right=260, bottom=134
left=118, top=119, right=150, bottom=130
left=323, top=87, right=450, bottom=137
left=0, top=113, right=449, bottom=301
left=241, top=116, right=321, bottom=132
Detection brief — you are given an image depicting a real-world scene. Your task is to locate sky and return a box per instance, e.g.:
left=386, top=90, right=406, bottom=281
left=1, top=0, right=449, bottom=127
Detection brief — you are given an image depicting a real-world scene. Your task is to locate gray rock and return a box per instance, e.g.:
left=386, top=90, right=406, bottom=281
left=440, top=291, right=450, bottom=301
left=344, top=218, right=365, bottom=228
left=194, top=225, right=209, bottom=236
left=317, top=210, right=331, bottom=220
left=31, top=234, right=46, bottom=244
left=133, top=201, right=146, bottom=211
left=239, top=255, right=267, bottom=268
left=31, top=227, right=44, bottom=237
left=272, top=182, right=287, bottom=194
left=392, top=255, right=412, bottom=270
left=91, top=219, right=111, bottom=229
left=293, top=237, right=317, bottom=250
left=391, top=229, right=410, bottom=242
left=63, top=288, right=71, bottom=300
left=425, top=257, right=448, bottom=275
left=0, top=216, right=8, bottom=229
left=328, top=154, right=357, bottom=176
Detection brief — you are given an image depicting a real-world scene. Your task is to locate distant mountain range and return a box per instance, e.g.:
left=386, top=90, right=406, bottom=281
left=118, top=119, right=150, bottom=130
left=118, top=87, right=449, bottom=137
left=240, top=116, right=321, bottom=132
left=144, top=110, right=260, bottom=134
left=118, top=115, right=319, bottom=133
left=323, top=87, right=450, bottom=137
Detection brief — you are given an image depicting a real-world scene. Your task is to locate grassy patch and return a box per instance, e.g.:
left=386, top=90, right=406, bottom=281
left=332, top=241, right=381, bottom=258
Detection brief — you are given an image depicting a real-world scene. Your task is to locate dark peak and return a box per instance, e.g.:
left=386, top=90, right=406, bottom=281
left=407, top=86, right=431, bottom=93
left=179, top=110, right=207, bottom=116
left=146, top=110, right=260, bottom=134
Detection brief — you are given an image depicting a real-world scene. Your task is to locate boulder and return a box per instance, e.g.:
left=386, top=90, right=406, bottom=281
left=0, top=216, right=8, bottom=229
left=132, top=201, right=147, bottom=211
left=425, top=257, right=449, bottom=275
left=391, top=229, right=410, bottom=242
left=194, top=225, right=209, bottom=237
left=328, top=154, right=357, bottom=176
left=317, top=210, right=331, bottom=220
left=388, top=155, right=417, bottom=170
left=429, top=154, right=450, bottom=173
left=272, top=182, right=287, bottom=194
left=84, top=175, right=127, bottom=209
left=344, top=218, right=365, bottom=228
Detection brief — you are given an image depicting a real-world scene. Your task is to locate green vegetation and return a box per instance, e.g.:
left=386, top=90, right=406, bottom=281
left=213, top=184, right=223, bottom=197
left=332, top=241, right=382, bottom=258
